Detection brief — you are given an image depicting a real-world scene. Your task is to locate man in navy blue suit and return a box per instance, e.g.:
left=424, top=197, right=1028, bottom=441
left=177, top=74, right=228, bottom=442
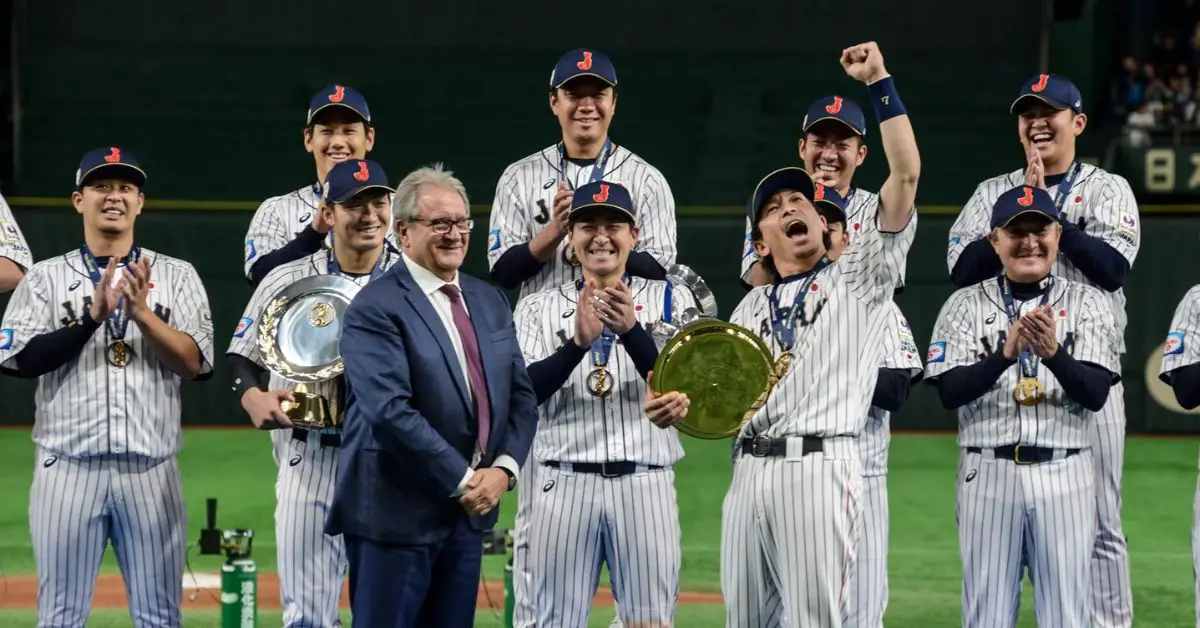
left=328, top=162, right=539, bottom=627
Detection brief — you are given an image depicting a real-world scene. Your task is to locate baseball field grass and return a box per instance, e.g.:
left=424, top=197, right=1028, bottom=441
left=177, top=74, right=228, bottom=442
left=0, top=428, right=1195, bottom=627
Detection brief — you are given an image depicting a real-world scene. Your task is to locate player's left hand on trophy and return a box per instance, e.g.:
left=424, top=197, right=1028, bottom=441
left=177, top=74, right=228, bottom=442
left=840, top=41, right=889, bottom=85
left=643, top=370, right=690, bottom=429
left=1019, top=305, right=1059, bottom=358
left=459, top=468, right=508, bottom=516
left=121, top=258, right=153, bottom=320
left=595, top=281, right=637, bottom=334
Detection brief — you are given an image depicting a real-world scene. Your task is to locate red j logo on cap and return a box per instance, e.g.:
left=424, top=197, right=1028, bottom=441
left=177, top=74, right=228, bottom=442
left=353, top=161, right=370, bottom=182
left=577, top=52, right=593, bottom=71
left=826, top=97, right=844, bottom=114
left=592, top=183, right=610, bottom=202
left=1018, top=187, right=1035, bottom=206
left=329, top=86, right=345, bottom=103
left=1032, top=74, right=1049, bottom=93
left=104, top=147, right=121, bottom=163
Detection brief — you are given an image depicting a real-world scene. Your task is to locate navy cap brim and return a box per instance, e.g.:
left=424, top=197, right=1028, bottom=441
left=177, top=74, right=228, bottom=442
left=803, top=115, right=865, bottom=136
left=995, top=208, right=1057, bottom=230
left=307, top=103, right=370, bottom=125
left=749, top=167, right=816, bottom=224
left=329, top=184, right=395, bottom=205
left=814, top=202, right=847, bottom=225
left=1009, top=93, right=1072, bottom=114
left=553, top=73, right=617, bottom=90
left=568, top=202, right=635, bottom=223
left=78, top=163, right=147, bottom=188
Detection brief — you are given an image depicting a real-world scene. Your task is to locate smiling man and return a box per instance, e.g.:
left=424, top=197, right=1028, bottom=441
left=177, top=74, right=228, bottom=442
left=226, top=158, right=398, bottom=628
left=512, top=181, right=692, bottom=628
left=926, top=185, right=1121, bottom=628
left=487, top=48, right=677, bottom=301
left=242, top=85, right=392, bottom=287
left=945, top=73, right=1139, bottom=628
left=0, top=147, right=214, bottom=627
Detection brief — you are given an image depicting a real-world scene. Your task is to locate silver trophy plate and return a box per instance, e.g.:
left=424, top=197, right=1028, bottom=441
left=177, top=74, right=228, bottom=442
left=257, top=274, right=364, bottom=383
left=649, top=264, right=720, bottom=350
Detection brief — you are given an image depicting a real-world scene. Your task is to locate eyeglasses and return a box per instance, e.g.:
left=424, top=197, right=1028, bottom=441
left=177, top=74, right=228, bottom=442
left=412, top=217, right=474, bottom=234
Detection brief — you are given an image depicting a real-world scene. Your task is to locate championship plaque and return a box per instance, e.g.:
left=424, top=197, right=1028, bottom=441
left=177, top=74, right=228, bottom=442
left=646, top=265, right=776, bottom=439
left=257, top=274, right=361, bottom=429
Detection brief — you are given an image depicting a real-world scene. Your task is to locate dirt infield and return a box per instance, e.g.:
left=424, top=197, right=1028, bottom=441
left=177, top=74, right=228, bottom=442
left=0, top=574, right=723, bottom=610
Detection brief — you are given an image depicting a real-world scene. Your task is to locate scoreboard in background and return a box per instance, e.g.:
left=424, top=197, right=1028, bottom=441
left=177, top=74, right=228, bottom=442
left=1118, top=139, right=1200, bottom=201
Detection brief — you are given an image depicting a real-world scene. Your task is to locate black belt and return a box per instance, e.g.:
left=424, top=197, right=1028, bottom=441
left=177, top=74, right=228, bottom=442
left=966, top=444, right=1080, bottom=465
left=739, top=436, right=824, bottom=458
left=543, top=460, right=663, bottom=478
left=291, top=429, right=342, bottom=448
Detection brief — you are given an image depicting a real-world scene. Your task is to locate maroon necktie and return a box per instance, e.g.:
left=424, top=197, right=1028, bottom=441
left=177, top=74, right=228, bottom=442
left=438, top=284, right=490, bottom=455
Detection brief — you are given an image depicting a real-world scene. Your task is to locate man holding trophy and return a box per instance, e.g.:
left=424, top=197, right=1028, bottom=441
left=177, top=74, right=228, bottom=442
left=648, top=42, right=919, bottom=626
left=226, top=158, right=397, bottom=628
left=511, top=180, right=695, bottom=628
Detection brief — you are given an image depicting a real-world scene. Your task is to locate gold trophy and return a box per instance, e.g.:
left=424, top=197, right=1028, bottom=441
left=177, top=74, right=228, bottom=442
left=257, top=275, right=363, bottom=429
left=647, top=265, right=777, bottom=440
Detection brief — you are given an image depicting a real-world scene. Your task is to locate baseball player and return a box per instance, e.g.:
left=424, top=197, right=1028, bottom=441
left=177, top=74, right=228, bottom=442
left=487, top=47, right=678, bottom=302
left=0, top=191, right=33, bottom=293
left=494, top=47, right=679, bottom=625
left=812, top=186, right=923, bottom=628
left=926, top=185, right=1121, bottom=627
left=513, top=181, right=692, bottom=628
left=1157, top=285, right=1200, bottom=625
left=946, top=73, right=1139, bottom=627
left=243, top=84, right=394, bottom=287
left=739, top=51, right=918, bottom=292
left=0, top=147, right=214, bottom=627
left=226, top=158, right=397, bottom=628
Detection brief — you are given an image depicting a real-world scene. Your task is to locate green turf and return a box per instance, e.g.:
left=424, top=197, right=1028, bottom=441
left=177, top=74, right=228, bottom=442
left=0, top=429, right=1195, bottom=626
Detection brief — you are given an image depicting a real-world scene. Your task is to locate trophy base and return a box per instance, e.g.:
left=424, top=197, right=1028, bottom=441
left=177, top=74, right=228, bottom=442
left=281, top=390, right=342, bottom=430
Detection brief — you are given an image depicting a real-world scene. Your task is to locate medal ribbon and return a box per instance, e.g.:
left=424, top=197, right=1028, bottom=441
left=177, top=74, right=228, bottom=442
left=998, top=274, right=1054, bottom=379
left=559, top=137, right=613, bottom=189
left=663, top=278, right=673, bottom=323
left=767, top=258, right=831, bottom=352
left=1051, top=160, right=1081, bottom=215
left=326, top=241, right=395, bottom=281
left=80, top=244, right=139, bottom=341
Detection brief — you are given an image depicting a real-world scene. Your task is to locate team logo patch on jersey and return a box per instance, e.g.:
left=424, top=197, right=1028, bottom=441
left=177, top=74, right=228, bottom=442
left=1165, top=331, right=1185, bottom=356
left=234, top=317, right=253, bottom=338
left=0, top=328, right=12, bottom=350
left=0, top=221, right=19, bottom=244
left=927, top=341, right=946, bottom=363
left=245, top=239, right=257, bottom=262
left=949, top=235, right=961, bottom=247
left=488, top=228, right=500, bottom=252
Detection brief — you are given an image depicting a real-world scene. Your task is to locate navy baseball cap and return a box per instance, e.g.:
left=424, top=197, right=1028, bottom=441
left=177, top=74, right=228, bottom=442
left=812, top=184, right=848, bottom=224
left=570, top=181, right=634, bottom=222
left=1010, top=74, right=1083, bottom=115
left=991, top=185, right=1061, bottom=229
left=550, top=49, right=618, bottom=90
left=802, top=96, right=867, bottom=137
left=75, top=147, right=146, bottom=189
left=747, top=166, right=817, bottom=225
left=307, top=85, right=371, bottom=125
left=322, top=159, right=394, bottom=204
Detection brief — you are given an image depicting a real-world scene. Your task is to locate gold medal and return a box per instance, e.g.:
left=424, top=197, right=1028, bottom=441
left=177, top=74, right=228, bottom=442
left=775, top=353, right=793, bottom=378
left=586, top=367, right=613, bottom=397
left=106, top=340, right=130, bottom=368
left=1013, top=377, right=1045, bottom=407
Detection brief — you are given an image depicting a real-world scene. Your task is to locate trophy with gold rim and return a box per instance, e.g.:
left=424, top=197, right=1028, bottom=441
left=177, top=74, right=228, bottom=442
left=256, top=274, right=363, bottom=429
left=648, top=265, right=778, bottom=439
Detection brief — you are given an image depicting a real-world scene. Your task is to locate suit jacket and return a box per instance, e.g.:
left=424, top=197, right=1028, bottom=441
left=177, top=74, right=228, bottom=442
left=326, top=262, right=538, bottom=545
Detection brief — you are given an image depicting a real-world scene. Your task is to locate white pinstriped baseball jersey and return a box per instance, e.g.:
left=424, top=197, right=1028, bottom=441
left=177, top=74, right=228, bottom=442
left=488, top=145, right=678, bottom=301
left=513, top=277, right=693, bottom=466
left=730, top=215, right=915, bottom=439
left=740, top=187, right=914, bottom=287
left=860, top=300, right=923, bottom=477
left=242, top=185, right=398, bottom=278
left=1161, top=285, right=1200, bottom=458
left=227, top=246, right=400, bottom=409
left=0, top=249, right=214, bottom=459
left=947, top=165, right=1139, bottom=353
left=925, top=276, right=1120, bottom=449
left=0, top=193, right=33, bottom=270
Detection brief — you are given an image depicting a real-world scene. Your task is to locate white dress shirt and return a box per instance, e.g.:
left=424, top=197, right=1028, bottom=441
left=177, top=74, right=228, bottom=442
left=402, top=253, right=519, bottom=496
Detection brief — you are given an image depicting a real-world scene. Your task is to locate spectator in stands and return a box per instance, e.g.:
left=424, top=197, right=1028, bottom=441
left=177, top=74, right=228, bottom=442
left=1126, top=101, right=1157, bottom=146
left=1114, top=56, right=1145, bottom=117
